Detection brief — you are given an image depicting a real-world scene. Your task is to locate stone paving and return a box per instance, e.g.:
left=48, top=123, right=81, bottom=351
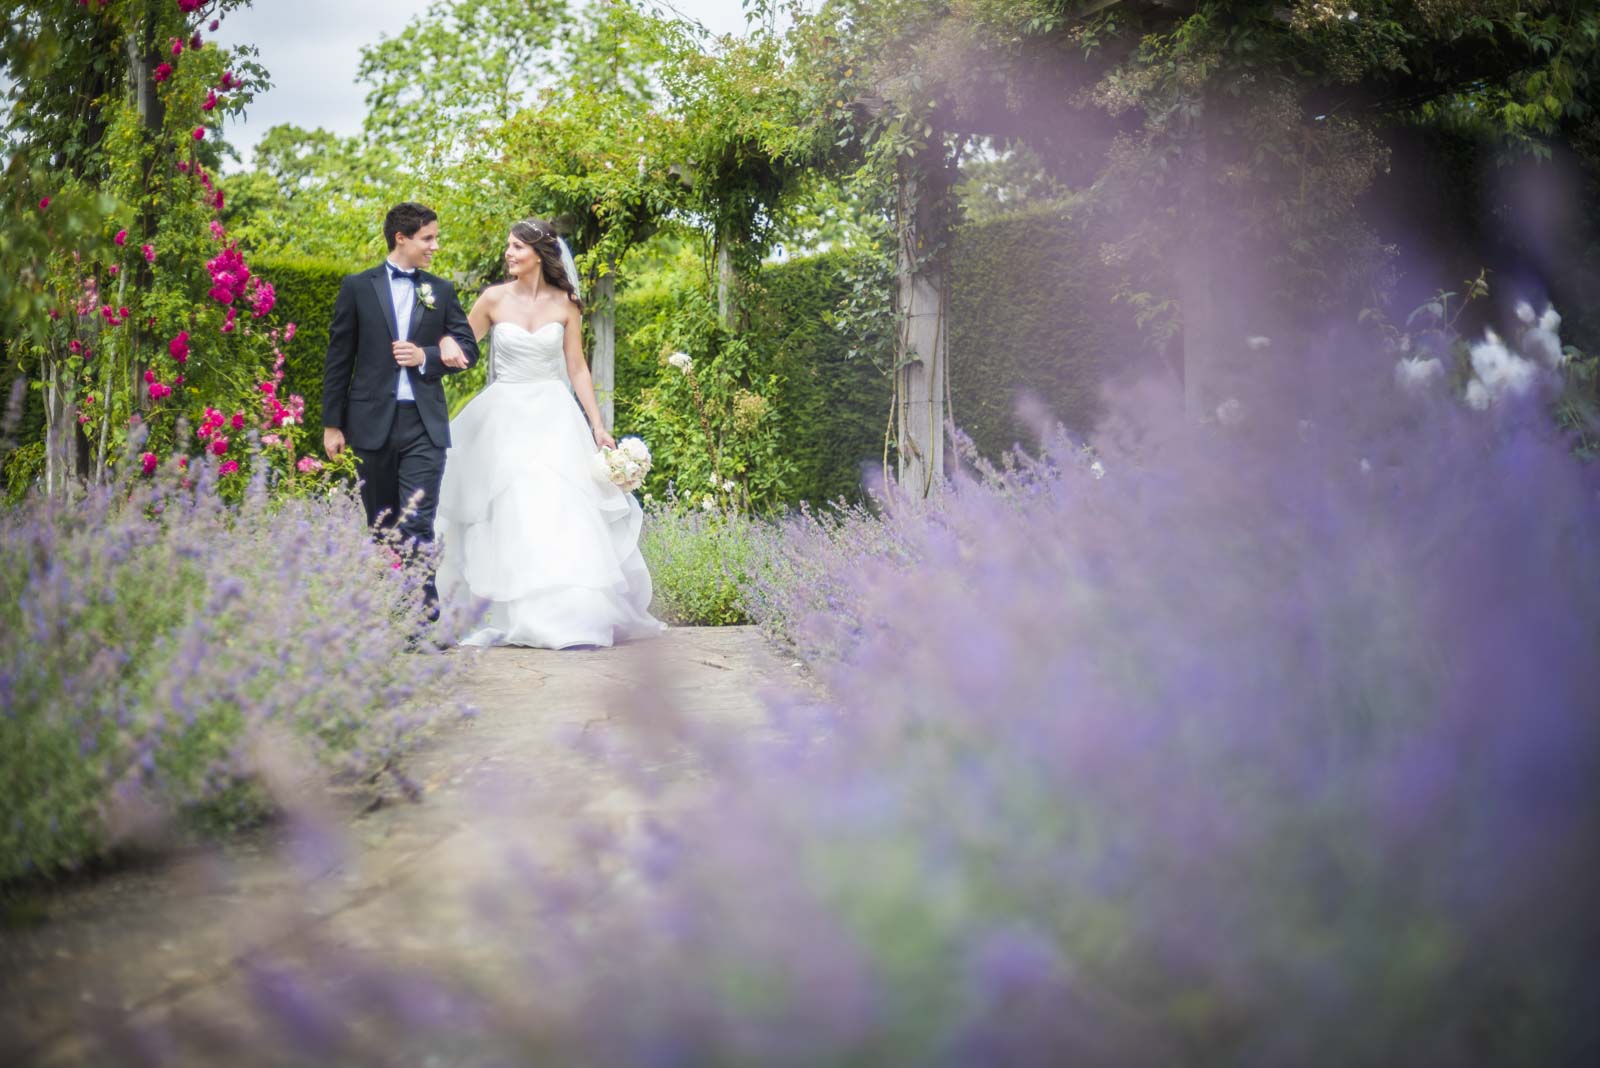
left=0, top=626, right=798, bottom=1066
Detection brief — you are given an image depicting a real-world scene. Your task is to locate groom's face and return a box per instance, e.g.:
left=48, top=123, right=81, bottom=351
left=394, top=220, right=440, bottom=270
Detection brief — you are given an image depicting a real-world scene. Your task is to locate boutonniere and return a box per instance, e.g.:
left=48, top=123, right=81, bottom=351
left=416, top=282, right=436, bottom=310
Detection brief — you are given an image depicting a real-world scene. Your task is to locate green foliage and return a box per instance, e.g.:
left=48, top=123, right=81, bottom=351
left=639, top=503, right=761, bottom=626
left=251, top=254, right=358, bottom=437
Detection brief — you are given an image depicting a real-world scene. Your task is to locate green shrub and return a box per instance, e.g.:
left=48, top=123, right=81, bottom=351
left=640, top=503, right=764, bottom=626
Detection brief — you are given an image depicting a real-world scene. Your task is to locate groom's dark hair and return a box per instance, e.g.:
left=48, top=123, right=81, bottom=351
left=384, top=202, right=438, bottom=251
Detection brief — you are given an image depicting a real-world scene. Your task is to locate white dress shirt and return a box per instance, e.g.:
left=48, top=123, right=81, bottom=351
left=386, top=258, right=417, bottom=402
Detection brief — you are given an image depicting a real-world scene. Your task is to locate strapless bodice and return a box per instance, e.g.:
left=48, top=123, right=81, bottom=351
left=490, top=320, right=567, bottom=384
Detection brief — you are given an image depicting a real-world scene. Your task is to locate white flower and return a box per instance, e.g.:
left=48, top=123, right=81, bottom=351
left=1465, top=380, right=1491, bottom=410
left=1468, top=329, right=1537, bottom=403
left=1522, top=303, right=1566, bottom=368
left=667, top=351, right=693, bottom=373
left=1394, top=356, right=1444, bottom=392
left=722, top=479, right=736, bottom=493
left=619, top=436, right=651, bottom=463
left=701, top=494, right=716, bottom=512
left=1245, top=336, right=1271, bottom=351
left=1515, top=300, right=1537, bottom=325
left=1215, top=397, right=1246, bottom=426
left=416, top=282, right=436, bottom=310
left=281, top=415, right=297, bottom=426
left=1359, top=457, right=1372, bottom=475
left=1088, top=460, right=1106, bottom=480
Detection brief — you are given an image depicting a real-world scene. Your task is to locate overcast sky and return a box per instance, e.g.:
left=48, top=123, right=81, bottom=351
left=213, top=0, right=761, bottom=167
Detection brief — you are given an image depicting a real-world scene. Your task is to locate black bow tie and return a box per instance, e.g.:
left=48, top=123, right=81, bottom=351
left=388, top=264, right=417, bottom=281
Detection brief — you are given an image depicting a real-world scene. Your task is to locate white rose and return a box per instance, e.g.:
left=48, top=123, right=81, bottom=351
left=667, top=352, right=693, bottom=373
left=701, top=494, right=716, bottom=512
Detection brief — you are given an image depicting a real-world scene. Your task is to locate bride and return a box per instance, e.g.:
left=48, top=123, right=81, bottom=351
left=433, top=218, right=664, bottom=649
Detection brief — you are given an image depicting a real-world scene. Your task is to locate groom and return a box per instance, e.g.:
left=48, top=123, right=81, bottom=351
left=322, top=202, right=478, bottom=600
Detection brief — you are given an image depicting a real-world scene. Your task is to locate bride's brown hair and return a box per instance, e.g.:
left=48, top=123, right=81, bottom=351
left=509, top=218, right=582, bottom=312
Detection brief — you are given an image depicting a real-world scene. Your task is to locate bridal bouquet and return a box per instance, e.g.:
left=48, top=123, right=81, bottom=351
left=593, top=436, right=652, bottom=492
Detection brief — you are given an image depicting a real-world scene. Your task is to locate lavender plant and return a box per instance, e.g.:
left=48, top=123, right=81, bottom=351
left=0, top=439, right=470, bottom=882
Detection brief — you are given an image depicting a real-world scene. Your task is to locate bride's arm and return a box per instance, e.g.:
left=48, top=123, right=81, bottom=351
left=563, top=299, right=615, bottom=449
left=441, top=289, right=496, bottom=368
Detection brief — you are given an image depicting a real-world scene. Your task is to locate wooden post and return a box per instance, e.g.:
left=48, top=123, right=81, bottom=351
left=591, top=266, right=616, bottom=430
left=715, top=225, right=739, bottom=330
left=894, top=159, right=948, bottom=497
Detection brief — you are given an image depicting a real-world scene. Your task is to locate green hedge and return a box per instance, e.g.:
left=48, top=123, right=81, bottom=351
left=745, top=252, right=894, bottom=503
left=254, top=255, right=357, bottom=437
left=946, top=207, right=1130, bottom=458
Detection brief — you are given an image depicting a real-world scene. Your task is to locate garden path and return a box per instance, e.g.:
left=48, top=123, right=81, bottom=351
left=2, top=626, right=799, bottom=1066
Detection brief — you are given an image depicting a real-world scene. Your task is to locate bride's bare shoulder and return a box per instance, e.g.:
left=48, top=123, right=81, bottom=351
left=470, top=282, right=511, bottom=316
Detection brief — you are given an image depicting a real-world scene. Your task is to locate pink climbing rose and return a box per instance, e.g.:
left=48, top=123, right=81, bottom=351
left=113, top=229, right=127, bottom=246
left=218, top=460, right=240, bottom=475
left=142, top=243, right=156, bottom=263
left=141, top=452, right=159, bottom=476
left=153, top=63, right=172, bottom=82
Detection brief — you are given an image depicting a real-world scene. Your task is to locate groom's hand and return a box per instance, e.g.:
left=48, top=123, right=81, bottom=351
left=392, top=340, right=425, bottom=368
left=324, top=427, right=346, bottom=458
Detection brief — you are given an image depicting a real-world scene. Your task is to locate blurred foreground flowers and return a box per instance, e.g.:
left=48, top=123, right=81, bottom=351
left=63, top=341, right=1600, bottom=1065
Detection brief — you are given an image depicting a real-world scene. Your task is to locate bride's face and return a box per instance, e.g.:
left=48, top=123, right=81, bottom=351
left=505, top=234, right=537, bottom=279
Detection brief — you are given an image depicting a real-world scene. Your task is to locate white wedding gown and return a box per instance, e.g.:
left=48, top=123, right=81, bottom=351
left=435, top=321, right=664, bottom=649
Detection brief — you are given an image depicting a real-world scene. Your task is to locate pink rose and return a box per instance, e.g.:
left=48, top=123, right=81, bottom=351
left=178, top=0, right=202, bottom=13
left=210, top=437, right=229, bottom=456
left=140, top=452, right=159, bottom=476
left=284, top=322, right=297, bottom=342
left=202, top=89, right=218, bottom=111
left=230, top=412, right=245, bottom=430
left=38, top=197, right=49, bottom=211
left=169, top=331, right=189, bottom=361
left=218, top=460, right=240, bottom=475
left=153, top=63, right=172, bottom=83
left=113, top=229, right=127, bottom=246
left=142, top=244, right=156, bottom=263
left=192, top=127, right=205, bottom=141
left=169, top=38, right=183, bottom=57
left=296, top=456, right=324, bottom=474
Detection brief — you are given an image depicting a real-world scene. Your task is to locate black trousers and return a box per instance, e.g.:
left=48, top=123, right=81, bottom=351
left=353, top=404, right=445, bottom=608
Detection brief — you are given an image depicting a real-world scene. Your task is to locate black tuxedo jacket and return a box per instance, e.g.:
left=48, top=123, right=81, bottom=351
left=321, top=264, right=479, bottom=451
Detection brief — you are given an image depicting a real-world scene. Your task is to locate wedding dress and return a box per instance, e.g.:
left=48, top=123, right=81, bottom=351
left=435, top=320, right=664, bottom=648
